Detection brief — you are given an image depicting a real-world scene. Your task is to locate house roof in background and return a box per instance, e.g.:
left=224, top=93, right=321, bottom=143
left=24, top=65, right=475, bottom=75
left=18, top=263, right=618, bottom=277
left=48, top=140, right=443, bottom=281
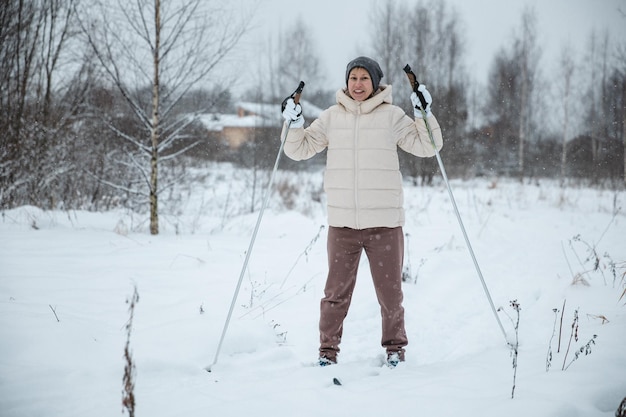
left=196, top=114, right=273, bottom=131
left=196, top=100, right=325, bottom=132
left=237, top=100, right=324, bottom=120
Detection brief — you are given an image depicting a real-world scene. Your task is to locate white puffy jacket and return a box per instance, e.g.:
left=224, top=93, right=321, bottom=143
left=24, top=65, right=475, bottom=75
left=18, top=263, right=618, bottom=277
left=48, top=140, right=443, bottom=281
left=283, top=85, right=443, bottom=229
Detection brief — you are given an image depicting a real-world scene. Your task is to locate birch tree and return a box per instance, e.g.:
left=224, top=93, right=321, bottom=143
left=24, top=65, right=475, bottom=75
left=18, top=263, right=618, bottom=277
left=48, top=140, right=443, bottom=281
left=79, top=0, right=250, bottom=234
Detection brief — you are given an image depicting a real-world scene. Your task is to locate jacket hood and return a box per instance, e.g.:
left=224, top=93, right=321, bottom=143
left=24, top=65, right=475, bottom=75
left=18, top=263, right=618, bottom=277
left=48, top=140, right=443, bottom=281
left=336, top=85, right=393, bottom=115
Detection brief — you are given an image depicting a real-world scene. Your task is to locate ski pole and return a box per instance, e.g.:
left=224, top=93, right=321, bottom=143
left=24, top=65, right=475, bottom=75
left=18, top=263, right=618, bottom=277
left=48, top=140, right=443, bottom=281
left=207, top=81, right=305, bottom=371
left=403, top=64, right=510, bottom=346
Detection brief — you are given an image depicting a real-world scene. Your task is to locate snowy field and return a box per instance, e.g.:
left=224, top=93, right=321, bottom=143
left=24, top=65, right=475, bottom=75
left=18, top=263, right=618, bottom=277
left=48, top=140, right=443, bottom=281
left=1, top=162, right=625, bottom=417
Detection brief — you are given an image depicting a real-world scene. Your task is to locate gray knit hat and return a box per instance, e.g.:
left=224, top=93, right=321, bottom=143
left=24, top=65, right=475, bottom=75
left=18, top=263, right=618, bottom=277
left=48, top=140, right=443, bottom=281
left=345, top=56, right=384, bottom=92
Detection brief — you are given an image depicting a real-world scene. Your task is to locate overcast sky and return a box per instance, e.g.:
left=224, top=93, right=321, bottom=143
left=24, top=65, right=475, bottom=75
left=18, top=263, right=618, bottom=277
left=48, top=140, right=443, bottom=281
left=231, top=0, right=625, bottom=95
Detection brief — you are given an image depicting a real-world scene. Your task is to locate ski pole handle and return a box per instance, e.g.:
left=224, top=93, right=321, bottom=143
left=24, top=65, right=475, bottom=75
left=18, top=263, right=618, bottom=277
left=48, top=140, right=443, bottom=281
left=280, top=81, right=306, bottom=126
left=403, top=64, right=428, bottom=111
left=291, top=81, right=305, bottom=105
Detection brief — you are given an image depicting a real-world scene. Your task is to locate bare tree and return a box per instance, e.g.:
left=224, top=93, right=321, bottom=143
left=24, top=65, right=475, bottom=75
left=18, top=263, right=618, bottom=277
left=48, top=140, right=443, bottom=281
left=0, top=0, right=43, bottom=206
left=583, top=29, right=610, bottom=183
left=619, top=10, right=626, bottom=187
left=482, top=7, right=541, bottom=179
left=513, top=7, right=541, bottom=180
left=78, top=0, right=251, bottom=234
left=370, top=0, right=404, bottom=87
left=618, top=43, right=626, bottom=187
left=275, top=17, right=325, bottom=100
left=369, top=0, right=469, bottom=180
left=0, top=0, right=87, bottom=209
left=484, top=48, right=519, bottom=174
left=557, top=44, right=576, bottom=183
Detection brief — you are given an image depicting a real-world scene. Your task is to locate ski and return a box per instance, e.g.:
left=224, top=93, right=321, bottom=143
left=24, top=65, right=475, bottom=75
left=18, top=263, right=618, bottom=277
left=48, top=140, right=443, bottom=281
left=328, top=355, right=402, bottom=386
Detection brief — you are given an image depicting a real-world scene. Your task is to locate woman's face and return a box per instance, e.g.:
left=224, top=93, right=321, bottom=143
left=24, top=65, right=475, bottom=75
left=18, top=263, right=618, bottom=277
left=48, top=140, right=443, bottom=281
left=347, top=67, right=374, bottom=101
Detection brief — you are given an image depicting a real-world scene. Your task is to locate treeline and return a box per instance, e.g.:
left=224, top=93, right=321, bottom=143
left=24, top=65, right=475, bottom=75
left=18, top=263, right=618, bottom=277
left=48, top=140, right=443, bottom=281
left=369, top=0, right=625, bottom=185
left=1, top=0, right=624, bottom=233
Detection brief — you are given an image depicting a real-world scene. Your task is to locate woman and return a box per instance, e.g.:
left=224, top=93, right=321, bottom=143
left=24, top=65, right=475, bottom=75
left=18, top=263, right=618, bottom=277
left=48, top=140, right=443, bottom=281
left=281, top=56, right=443, bottom=367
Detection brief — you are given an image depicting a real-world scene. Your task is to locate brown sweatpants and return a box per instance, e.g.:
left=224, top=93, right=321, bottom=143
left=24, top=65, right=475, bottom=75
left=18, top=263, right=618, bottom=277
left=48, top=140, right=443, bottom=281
left=319, top=226, right=408, bottom=362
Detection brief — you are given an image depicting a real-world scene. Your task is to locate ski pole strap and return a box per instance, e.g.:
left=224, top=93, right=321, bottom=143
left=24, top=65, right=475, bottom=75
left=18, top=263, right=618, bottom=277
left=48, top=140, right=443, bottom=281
left=403, top=64, right=428, bottom=111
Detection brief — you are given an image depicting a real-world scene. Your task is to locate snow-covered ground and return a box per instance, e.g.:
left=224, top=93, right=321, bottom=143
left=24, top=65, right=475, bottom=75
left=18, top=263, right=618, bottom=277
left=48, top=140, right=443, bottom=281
left=1, top=163, right=625, bottom=416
